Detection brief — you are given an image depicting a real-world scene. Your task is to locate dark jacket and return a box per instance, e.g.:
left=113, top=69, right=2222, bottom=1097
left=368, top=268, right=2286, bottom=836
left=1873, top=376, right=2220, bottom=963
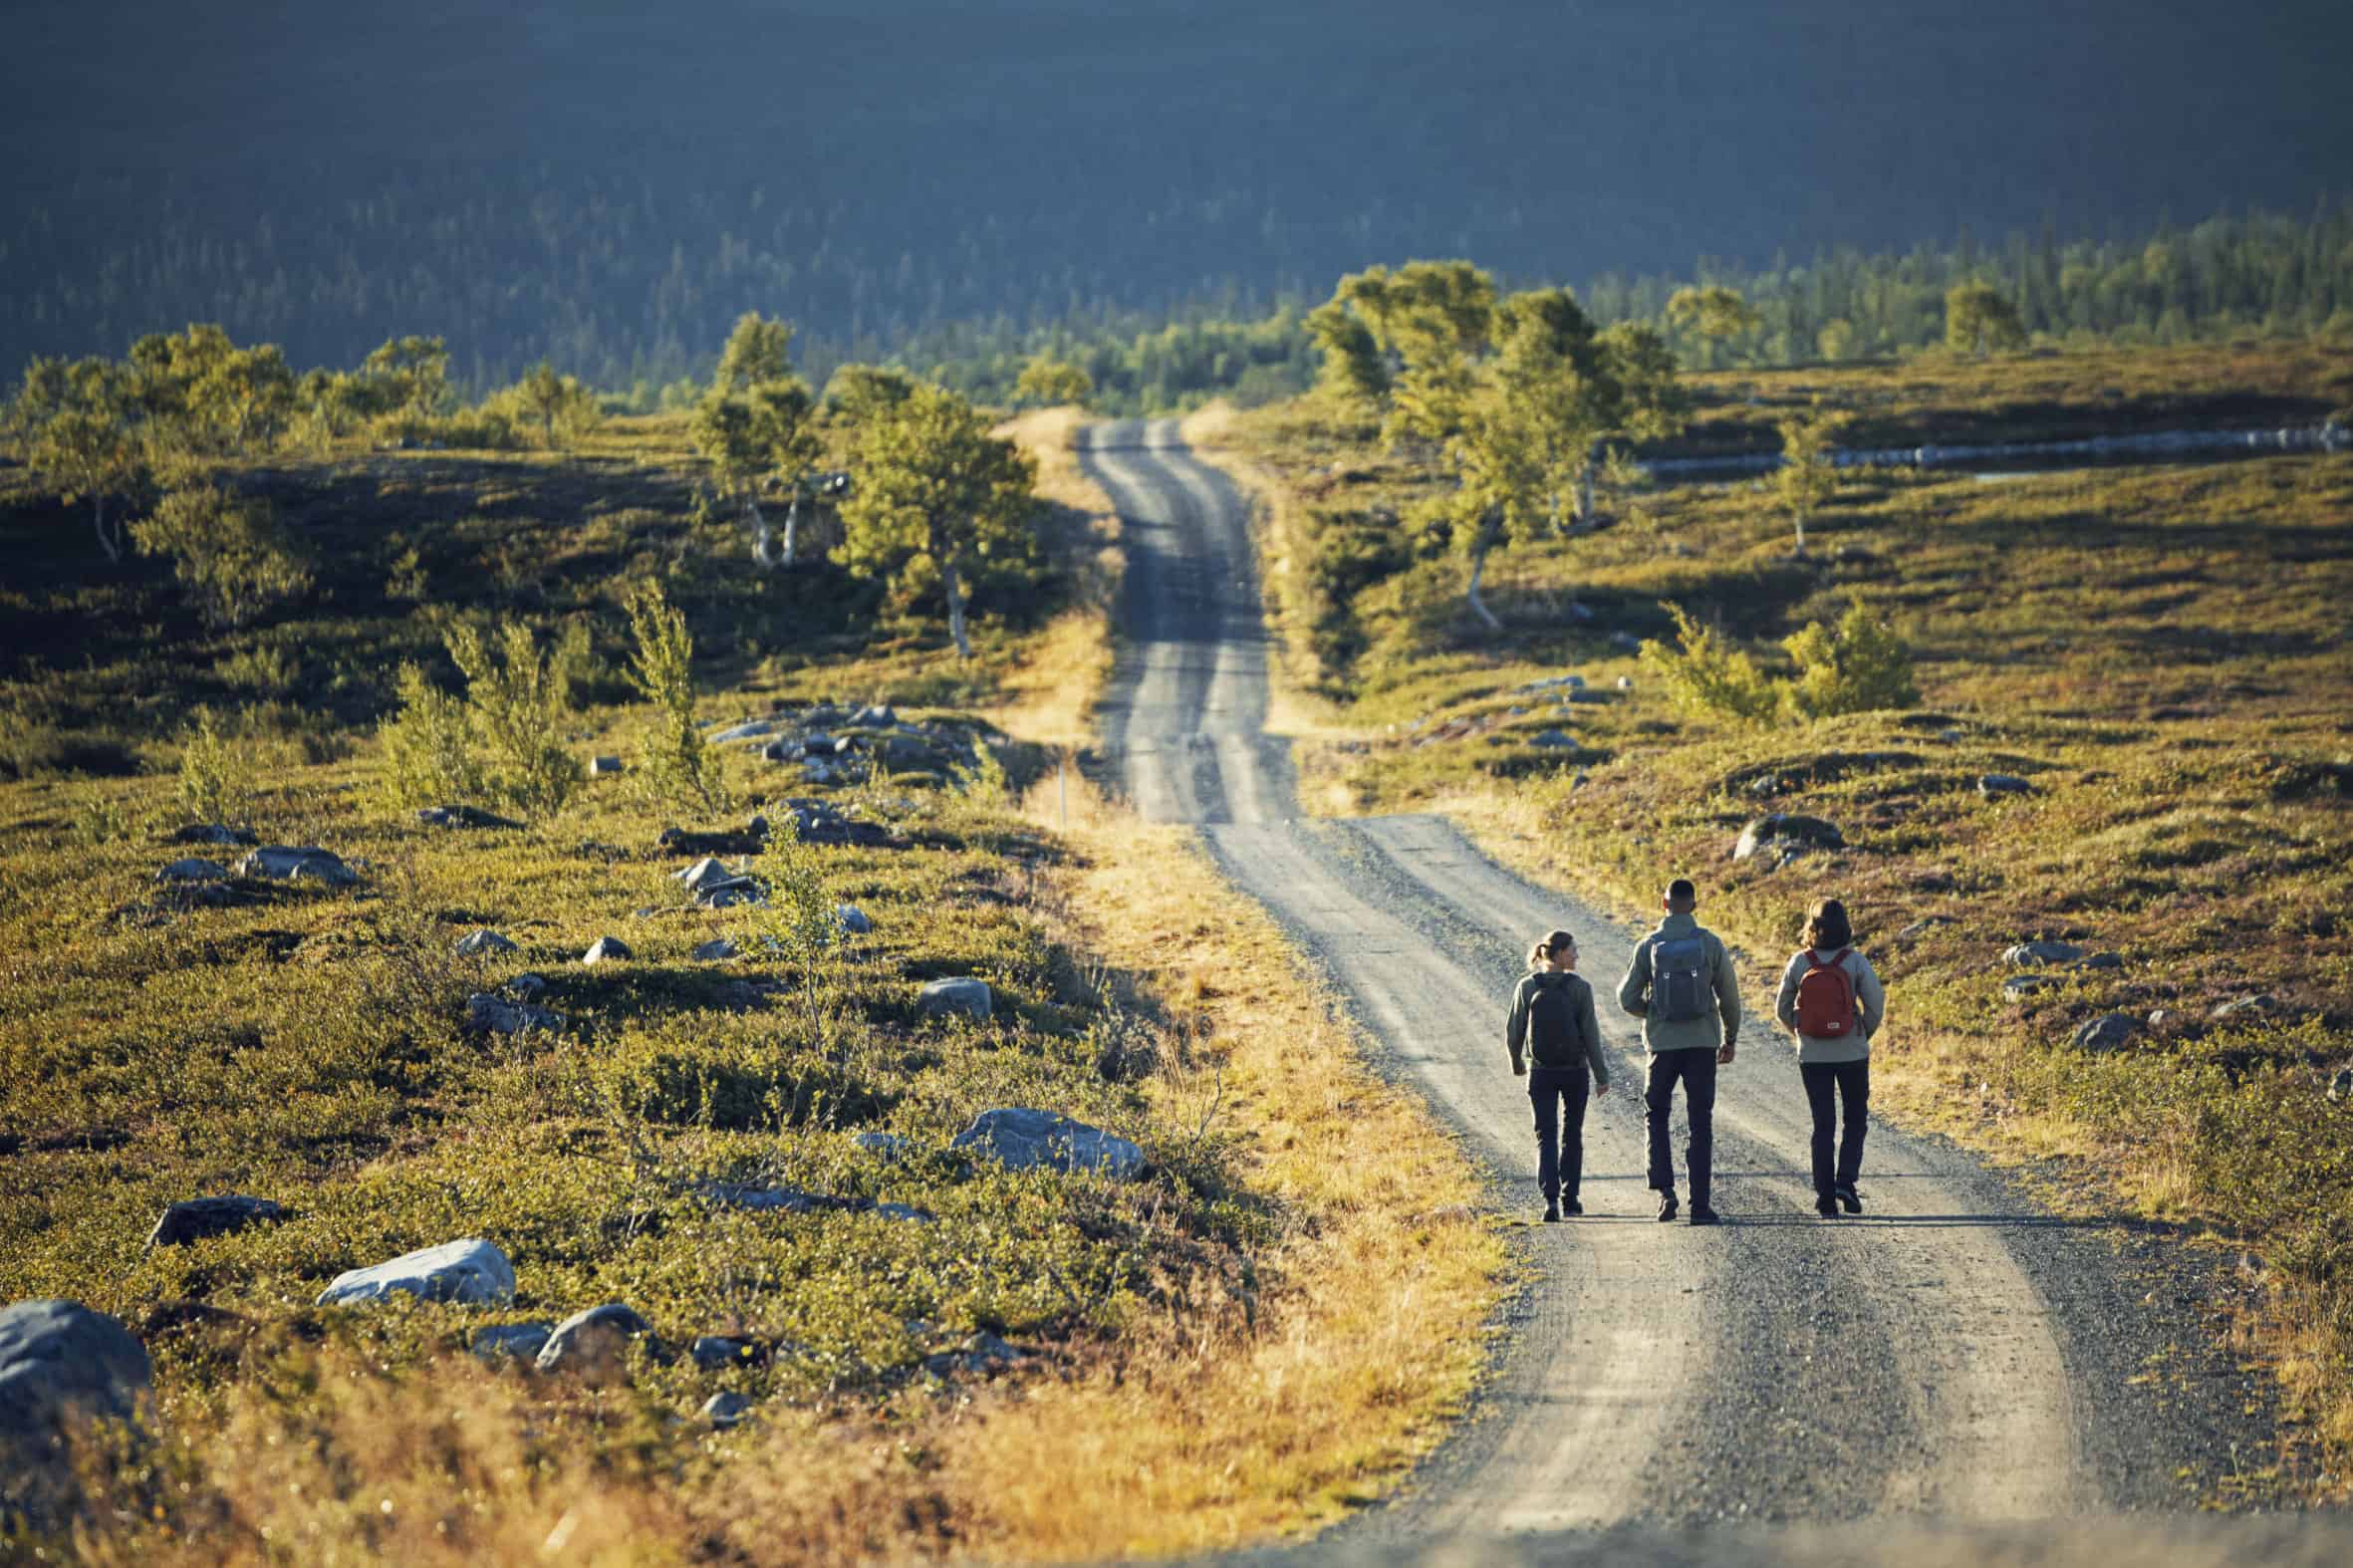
left=1507, top=968, right=1610, bottom=1088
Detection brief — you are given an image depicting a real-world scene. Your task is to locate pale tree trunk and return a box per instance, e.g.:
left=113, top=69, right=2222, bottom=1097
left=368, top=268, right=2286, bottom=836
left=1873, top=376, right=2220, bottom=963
left=1574, top=464, right=1596, bottom=530
left=748, top=497, right=780, bottom=571
left=1792, top=507, right=1809, bottom=559
left=93, top=493, right=120, bottom=564
left=781, top=489, right=801, bottom=569
left=941, top=556, right=971, bottom=658
left=1463, top=520, right=1502, bottom=633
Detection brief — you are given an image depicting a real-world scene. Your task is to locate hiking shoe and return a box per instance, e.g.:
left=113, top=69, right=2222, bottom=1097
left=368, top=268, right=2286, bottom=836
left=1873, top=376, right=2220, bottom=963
left=1566, top=1198, right=1584, bottom=1216
left=1656, top=1191, right=1680, bottom=1222
left=1815, top=1194, right=1840, bottom=1218
left=1542, top=1200, right=1561, bottom=1223
left=1835, top=1184, right=1863, bottom=1214
left=1688, top=1205, right=1720, bottom=1226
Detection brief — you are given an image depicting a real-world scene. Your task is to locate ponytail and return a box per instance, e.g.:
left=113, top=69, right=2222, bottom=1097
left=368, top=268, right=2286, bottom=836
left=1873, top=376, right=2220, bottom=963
left=1527, top=928, right=1577, bottom=971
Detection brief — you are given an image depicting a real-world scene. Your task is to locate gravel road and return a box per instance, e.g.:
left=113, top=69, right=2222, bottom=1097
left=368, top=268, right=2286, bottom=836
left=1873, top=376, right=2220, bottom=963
left=1077, top=417, right=2301, bottom=1554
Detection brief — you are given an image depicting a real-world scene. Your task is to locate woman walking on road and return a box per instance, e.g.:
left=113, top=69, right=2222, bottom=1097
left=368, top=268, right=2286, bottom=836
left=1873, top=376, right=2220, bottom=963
left=1774, top=898, right=1886, bottom=1218
left=1508, top=928, right=1610, bottom=1222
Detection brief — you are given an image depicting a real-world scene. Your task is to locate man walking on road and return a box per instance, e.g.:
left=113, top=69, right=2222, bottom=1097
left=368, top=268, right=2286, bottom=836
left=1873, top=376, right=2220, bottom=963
left=1618, top=877, right=1741, bottom=1225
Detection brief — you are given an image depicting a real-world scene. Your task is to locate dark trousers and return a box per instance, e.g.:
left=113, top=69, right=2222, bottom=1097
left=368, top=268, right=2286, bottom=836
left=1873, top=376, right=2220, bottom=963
left=1800, top=1058, right=1870, bottom=1196
left=1645, top=1049, right=1717, bottom=1204
left=1528, top=1066, right=1591, bottom=1202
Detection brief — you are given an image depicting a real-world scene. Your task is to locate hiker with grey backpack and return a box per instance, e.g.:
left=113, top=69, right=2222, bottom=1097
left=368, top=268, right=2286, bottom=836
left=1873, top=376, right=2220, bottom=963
left=1617, top=878, right=1742, bottom=1225
left=1773, top=897, right=1886, bottom=1217
left=1507, top=928, right=1610, bottom=1222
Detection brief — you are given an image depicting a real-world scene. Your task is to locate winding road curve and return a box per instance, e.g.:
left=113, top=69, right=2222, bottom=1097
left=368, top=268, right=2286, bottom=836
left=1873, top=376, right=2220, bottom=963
left=1078, top=416, right=2277, bottom=1545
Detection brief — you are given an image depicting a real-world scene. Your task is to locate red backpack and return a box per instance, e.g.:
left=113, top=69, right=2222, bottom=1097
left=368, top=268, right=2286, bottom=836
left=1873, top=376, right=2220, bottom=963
left=1793, top=948, right=1860, bottom=1038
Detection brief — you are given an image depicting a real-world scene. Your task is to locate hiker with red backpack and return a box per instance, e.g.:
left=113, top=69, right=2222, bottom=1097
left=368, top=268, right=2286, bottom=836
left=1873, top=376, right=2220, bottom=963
left=1617, top=878, right=1742, bottom=1225
left=1507, top=928, right=1610, bottom=1223
left=1773, top=898, right=1887, bottom=1218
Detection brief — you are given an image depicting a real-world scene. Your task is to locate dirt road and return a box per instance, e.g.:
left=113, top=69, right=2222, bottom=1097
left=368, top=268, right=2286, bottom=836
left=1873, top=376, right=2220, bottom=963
left=1078, top=417, right=2281, bottom=1541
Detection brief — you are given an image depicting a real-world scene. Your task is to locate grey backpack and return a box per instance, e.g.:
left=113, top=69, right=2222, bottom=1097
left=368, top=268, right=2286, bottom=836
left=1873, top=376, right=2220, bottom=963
left=1651, top=934, right=1711, bottom=1023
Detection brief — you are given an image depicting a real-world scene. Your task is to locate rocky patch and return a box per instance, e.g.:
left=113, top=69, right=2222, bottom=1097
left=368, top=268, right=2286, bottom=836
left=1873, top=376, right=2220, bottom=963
left=952, top=1108, right=1146, bottom=1178
left=316, top=1238, right=516, bottom=1308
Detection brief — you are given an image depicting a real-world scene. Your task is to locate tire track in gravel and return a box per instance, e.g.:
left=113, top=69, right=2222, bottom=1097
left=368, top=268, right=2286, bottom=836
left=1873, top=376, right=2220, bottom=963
left=1078, top=416, right=2261, bottom=1542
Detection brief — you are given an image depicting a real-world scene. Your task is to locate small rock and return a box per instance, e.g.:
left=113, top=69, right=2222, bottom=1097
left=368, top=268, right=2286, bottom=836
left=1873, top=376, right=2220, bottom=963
left=464, top=992, right=565, bottom=1035
left=2072, top=1013, right=2140, bottom=1053
left=952, top=1108, right=1146, bottom=1178
left=2211, top=995, right=2277, bottom=1023
left=1615, top=675, right=1634, bottom=690
left=1732, top=814, right=1845, bottom=863
left=674, top=857, right=737, bottom=893
left=1531, top=729, right=1576, bottom=749
left=2003, top=941, right=2085, bottom=966
left=919, top=977, right=993, bottom=1021
left=2002, top=975, right=2059, bottom=998
left=145, top=1194, right=283, bottom=1249
left=710, top=720, right=774, bottom=744
left=2328, top=1068, right=2352, bottom=1104
left=701, top=1391, right=753, bottom=1428
left=505, top=972, right=549, bottom=1001
left=696, top=880, right=767, bottom=910
left=851, top=705, right=897, bottom=728
left=470, top=1322, right=553, bottom=1363
left=835, top=904, right=873, bottom=934
left=415, top=804, right=521, bottom=830
left=0, top=1300, right=153, bottom=1501
left=157, top=858, right=228, bottom=884
left=1978, top=774, right=2033, bottom=797
left=582, top=935, right=632, bottom=964
left=693, top=938, right=739, bottom=961
left=589, top=756, right=624, bottom=776
left=232, top=845, right=359, bottom=886
left=2147, top=1008, right=2173, bottom=1028
left=1938, top=726, right=1965, bottom=743
left=536, top=1303, right=654, bottom=1374
left=690, top=1336, right=764, bottom=1370
left=317, top=1239, right=515, bottom=1308
left=922, top=1329, right=1026, bottom=1379
left=1896, top=917, right=1945, bottom=941
left=455, top=928, right=517, bottom=957
left=2071, top=951, right=2125, bottom=971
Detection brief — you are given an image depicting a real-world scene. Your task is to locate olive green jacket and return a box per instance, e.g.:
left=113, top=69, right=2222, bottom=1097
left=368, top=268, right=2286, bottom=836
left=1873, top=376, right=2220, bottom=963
left=1615, top=913, right=1742, bottom=1053
left=1506, top=968, right=1610, bottom=1088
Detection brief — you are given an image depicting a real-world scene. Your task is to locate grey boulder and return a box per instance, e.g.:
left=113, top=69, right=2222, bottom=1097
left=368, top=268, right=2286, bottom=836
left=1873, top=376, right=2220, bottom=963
left=455, top=928, right=517, bottom=957
left=836, top=904, right=873, bottom=934
left=918, top=977, right=992, bottom=1021
left=582, top=935, right=632, bottom=964
left=536, top=1302, right=653, bottom=1374
left=233, top=845, right=359, bottom=886
left=465, top=992, right=565, bottom=1035
left=0, top=1300, right=153, bottom=1491
left=1732, top=814, right=1845, bottom=863
left=2212, top=994, right=2278, bottom=1023
left=316, top=1238, right=515, bottom=1308
left=701, top=1391, right=753, bottom=1429
left=469, top=1322, right=554, bottom=1363
left=952, top=1108, right=1146, bottom=1178
left=415, top=804, right=521, bottom=830
left=2072, top=1013, right=2141, bottom=1053
left=693, top=938, right=740, bottom=961
left=145, top=1194, right=283, bottom=1250
left=2003, top=940, right=2085, bottom=966
left=589, top=755, right=624, bottom=776
left=1978, top=774, right=2034, bottom=797
left=710, top=720, right=774, bottom=744
left=690, top=1335, right=764, bottom=1370
left=674, top=857, right=737, bottom=894
left=2002, top=975, right=2060, bottom=998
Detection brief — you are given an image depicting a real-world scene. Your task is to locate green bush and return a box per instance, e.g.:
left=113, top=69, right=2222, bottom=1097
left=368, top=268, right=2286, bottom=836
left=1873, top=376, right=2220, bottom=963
left=1638, top=603, right=1779, bottom=724
left=625, top=581, right=724, bottom=813
left=175, top=705, right=255, bottom=826
left=375, top=663, right=483, bottom=809
left=1781, top=595, right=1920, bottom=718
left=444, top=620, right=585, bottom=817
left=130, top=483, right=314, bottom=628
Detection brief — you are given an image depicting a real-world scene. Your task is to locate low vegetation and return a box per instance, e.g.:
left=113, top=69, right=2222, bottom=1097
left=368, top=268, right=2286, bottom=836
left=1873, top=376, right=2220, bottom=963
left=1198, top=337, right=2353, bottom=1494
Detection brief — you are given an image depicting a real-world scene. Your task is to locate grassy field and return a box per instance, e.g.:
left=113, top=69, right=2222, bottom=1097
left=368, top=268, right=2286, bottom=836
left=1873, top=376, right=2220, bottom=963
left=0, top=411, right=1502, bottom=1558
left=1193, top=340, right=2353, bottom=1496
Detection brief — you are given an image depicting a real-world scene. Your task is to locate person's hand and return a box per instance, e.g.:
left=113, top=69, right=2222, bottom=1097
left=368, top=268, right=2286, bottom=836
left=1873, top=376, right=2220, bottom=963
left=1595, top=1080, right=1610, bottom=1097
left=1717, top=1042, right=1736, bottom=1066
left=1511, top=1060, right=1527, bottom=1078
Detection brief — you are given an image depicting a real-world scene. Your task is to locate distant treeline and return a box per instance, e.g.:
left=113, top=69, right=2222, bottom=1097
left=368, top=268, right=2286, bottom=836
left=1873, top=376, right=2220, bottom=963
left=6, top=184, right=2349, bottom=414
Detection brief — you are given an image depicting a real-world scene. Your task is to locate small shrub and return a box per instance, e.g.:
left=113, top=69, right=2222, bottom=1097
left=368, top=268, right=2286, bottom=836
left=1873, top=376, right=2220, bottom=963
left=211, top=644, right=299, bottom=695
left=1781, top=596, right=1920, bottom=718
left=130, top=483, right=314, bottom=628
left=175, top=705, right=255, bottom=826
left=754, top=815, right=843, bottom=1057
left=376, top=662, right=482, bottom=809
left=445, top=620, right=584, bottom=817
left=625, top=582, right=724, bottom=813
left=1639, top=603, right=1779, bottom=724
left=65, top=784, right=135, bottom=847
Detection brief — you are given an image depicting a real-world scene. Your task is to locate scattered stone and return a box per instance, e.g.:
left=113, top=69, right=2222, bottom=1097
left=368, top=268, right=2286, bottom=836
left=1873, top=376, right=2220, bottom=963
left=922, top=1330, right=1027, bottom=1379
left=674, top=857, right=738, bottom=893
left=1616, top=675, right=1634, bottom=690
left=696, top=879, right=767, bottom=910
left=415, top=804, right=521, bottom=830
left=2072, top=1013, right=2141, bottom=1053
left=2211, top=994, right=2278, bottom=1023
left=919, top=977, right=993, bottom=1021
left=316, top=1239, right=516, bottom=1308
left=2327, top=1067, right=2352, bottom=1104
left=850, top=704, right=897, bottom=728
left=701, top=1391, right=754, bottom=1428
left=582, top=935, right=632, bottom=964
left=693, top=938, right=740, bottom=961
left=2147, top=1009, right=2174, bottom=1028
left=835, top=904, right=873, bottom=934
left=536, top=1303, right=654, bottom=1374
left=1978, top=774, right=2033, bottom=797
left=145, top=1194, right=282, bottom=1250
left=691, top=1336, right=764, bottom=1371
left=1896, top=917, right=1946, bottom=941
left=470, top=1322, right=553, bottom=1363
left=2072, top=951, right=2125, bottom=971
left=1938, top=726, right=1966, bottom=743
left=2003, top=940, right=2085, bottom=966
left=1531, top=729, right=1576, bottom=750
left=2002, top=975, right=2060, bottom=998
left=157, top=858, right=228, bottom=884
left=0, top=1300, right=153, bottom=1501
left=455, top=928, right=517, bottom=957
left=710, top=720, right=775, bottom=744
left=1731, top=814, right=1845, bottom=863
left=232, top=845, right=359, bottom=886
left=873, top=1202, right=935, bottom=1223
left=464, top=992, right=565, bottom=1035
left=952, top=1108, right=1146, bottom=1178
left=589, top=755, right=624, bottom=776
left=168, top=823, right=256, bottom=846
left=505, top=972, right=549, bottom=1001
